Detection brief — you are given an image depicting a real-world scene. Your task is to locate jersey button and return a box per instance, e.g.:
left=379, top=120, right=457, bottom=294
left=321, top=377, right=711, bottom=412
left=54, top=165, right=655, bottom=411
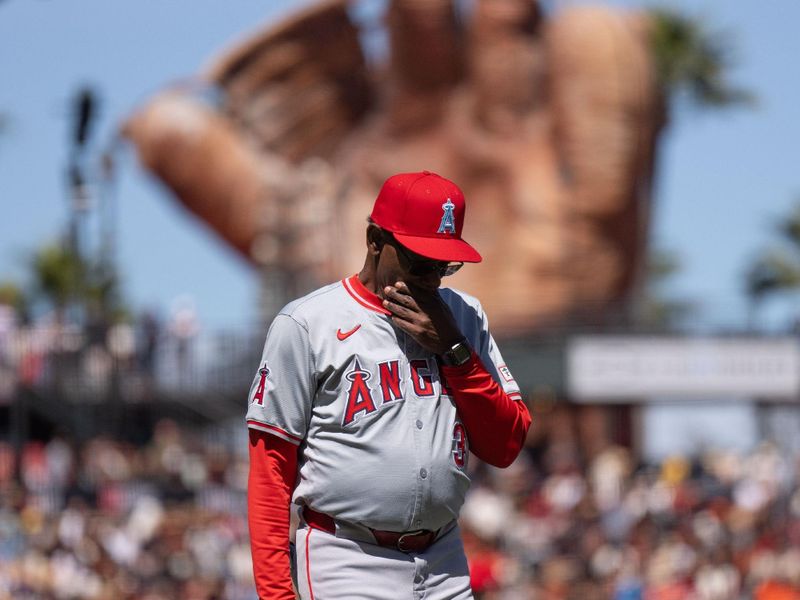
left=420, top=468, right=428, bottom=479
left=415, top=419, right=423, bottom=430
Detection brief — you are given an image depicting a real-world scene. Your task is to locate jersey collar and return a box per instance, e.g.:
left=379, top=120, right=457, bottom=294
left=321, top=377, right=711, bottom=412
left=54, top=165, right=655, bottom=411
left=342, top=274, right=391, bottom=315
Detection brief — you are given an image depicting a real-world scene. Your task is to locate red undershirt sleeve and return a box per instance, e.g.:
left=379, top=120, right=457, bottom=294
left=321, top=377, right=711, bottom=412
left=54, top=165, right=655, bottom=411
left=441, top=353, right=532, bottom=468
left=248, top=429, right=298, bottom=600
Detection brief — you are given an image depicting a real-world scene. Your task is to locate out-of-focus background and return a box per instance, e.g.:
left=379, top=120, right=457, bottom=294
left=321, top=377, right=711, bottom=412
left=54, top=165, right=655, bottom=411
left=2, top=0, right=800, bottom=598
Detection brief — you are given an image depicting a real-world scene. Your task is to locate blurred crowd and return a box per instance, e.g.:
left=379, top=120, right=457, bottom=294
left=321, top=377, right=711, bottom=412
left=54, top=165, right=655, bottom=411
left=2, top=411, right=800, bottom=599
left=0, top=298, right=263, bottom=409
left=0, top=420, right=253, bottom=600
left=461, top=421, right=800, bottom=600
left=0, top=300, right=195, bottom=404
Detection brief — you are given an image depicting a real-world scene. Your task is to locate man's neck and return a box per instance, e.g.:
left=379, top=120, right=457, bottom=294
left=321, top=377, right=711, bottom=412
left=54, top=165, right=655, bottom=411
left=358, top=267, right=379, bottom=297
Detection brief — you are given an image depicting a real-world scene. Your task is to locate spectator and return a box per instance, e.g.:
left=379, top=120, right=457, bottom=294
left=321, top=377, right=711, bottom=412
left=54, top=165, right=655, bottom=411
left=137, top=310, right=160, bottom=378
left=168, top=296, right=198, bottom=385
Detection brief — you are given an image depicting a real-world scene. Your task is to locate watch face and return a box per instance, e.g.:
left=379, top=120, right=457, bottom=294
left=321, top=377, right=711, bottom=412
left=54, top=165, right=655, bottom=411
left=450, top=342, right=471, bottom=365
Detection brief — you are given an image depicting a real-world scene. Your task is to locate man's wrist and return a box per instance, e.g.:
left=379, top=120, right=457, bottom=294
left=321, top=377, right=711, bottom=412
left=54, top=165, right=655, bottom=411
left=438, top=339, right=472, bottom=366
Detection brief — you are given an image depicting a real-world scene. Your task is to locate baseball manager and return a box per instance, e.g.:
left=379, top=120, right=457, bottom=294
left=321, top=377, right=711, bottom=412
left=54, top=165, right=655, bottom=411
left=246, top=171, right=532, bottom=599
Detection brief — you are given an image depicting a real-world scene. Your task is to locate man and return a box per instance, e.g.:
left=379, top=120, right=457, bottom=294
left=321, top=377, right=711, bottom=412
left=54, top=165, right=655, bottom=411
left=247, top=171, right=531, bottom=599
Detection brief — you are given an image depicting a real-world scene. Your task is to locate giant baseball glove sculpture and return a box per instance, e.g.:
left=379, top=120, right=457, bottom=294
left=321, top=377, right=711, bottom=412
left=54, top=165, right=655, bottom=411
left=124, top=0, right=661, bottom=334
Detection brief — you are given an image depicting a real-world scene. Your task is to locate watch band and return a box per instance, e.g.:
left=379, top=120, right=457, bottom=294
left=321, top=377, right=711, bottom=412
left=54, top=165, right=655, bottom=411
left=439, top=339, right=472, bottom=366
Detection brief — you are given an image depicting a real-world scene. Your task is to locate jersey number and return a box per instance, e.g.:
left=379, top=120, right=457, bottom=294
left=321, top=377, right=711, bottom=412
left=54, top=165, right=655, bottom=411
left=452, top=422, right=467, bottom=469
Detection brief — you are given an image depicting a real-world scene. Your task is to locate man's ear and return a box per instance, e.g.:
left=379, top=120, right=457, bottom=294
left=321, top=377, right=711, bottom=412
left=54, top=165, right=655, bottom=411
left=366, top=224, right=383, bottom=256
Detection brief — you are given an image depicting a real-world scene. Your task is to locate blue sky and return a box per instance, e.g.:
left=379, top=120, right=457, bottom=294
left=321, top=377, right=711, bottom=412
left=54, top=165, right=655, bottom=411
left=1, top=0, right=798, bottom=332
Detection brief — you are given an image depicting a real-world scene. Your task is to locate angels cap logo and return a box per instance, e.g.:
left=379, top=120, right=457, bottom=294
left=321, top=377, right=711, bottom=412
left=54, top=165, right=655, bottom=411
left=437, top=198, right=456, bottom=234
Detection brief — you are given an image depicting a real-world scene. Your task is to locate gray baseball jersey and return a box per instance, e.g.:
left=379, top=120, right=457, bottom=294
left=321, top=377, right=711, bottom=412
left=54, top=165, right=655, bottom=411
left=245, top=274, right=521, bottom=533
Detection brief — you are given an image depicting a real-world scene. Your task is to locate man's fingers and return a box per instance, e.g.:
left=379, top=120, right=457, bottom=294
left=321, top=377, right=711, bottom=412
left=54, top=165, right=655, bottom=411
left=396, top=281, right=442, bottom=308
left=384, top=285, right=417, bottom=310
left=388, top=282, right=442, bottom=314
left=392, top=281, right=415, bottom=297
left=389, top=314, right=420, bottom=338
left=383, top=285, right=424, bottom=321
left=383, top=297, right=415, bottom=320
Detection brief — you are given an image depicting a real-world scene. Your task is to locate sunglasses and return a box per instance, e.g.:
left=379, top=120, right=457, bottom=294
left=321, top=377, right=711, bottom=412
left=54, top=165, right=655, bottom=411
left=384, top=233, right=463, bottom=278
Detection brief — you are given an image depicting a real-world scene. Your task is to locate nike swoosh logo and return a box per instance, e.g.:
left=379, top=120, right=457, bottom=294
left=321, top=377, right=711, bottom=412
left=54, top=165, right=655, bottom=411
left=336, top=324, right=361, bottom=341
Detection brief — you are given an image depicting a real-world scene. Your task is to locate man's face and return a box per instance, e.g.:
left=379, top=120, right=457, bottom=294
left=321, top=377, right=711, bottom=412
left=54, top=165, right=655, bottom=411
left=376, top=232, right=445, bottom=295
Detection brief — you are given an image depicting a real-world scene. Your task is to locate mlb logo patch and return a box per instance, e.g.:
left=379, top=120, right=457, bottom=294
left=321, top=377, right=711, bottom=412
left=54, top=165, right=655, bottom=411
left=498, top=364, right=514, bottom=383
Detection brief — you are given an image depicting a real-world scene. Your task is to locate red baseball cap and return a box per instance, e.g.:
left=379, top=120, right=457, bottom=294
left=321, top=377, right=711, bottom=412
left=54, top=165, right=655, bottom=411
left=369, top=171, right=482, bottom=263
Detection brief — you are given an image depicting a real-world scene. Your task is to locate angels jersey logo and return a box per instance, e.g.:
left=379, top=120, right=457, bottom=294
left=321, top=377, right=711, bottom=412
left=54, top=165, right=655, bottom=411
left=342, top=359, right=377, bottom=425
left=251, top=364, right=271, bottom=406
left=437, top=199, right=456, bottom=234
left=341, top=358, right=435, bottom=426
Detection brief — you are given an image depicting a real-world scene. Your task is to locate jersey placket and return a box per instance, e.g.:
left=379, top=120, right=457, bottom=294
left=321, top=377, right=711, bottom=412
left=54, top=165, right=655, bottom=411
left=405, top=331, right=431, bottom=532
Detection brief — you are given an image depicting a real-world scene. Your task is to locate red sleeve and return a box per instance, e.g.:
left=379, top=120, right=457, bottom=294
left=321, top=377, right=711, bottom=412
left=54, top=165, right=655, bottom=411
left=248, top=429, right=298, bottom=600
left=440, top=353, right=531, bottom=468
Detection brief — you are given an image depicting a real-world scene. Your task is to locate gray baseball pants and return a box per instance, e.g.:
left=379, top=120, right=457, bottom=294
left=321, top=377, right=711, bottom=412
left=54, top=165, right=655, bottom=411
left=294, top=522, right=473, bottom=599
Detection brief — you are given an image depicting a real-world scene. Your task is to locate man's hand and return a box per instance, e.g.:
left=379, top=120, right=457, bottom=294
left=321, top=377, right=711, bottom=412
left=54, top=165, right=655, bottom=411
left=382, top=282, right=462, bottom=355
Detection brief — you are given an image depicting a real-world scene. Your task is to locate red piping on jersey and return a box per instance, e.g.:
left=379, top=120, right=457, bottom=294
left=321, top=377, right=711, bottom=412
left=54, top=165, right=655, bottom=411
left=247, top=420, right=303, bottom=445
left=342, top=274, right=391, bottom=315
left=306, top=528, right=316, bottom=600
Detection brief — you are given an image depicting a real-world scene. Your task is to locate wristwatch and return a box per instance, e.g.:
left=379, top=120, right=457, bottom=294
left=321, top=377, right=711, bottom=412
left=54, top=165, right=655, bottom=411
left=439, top=339, right=472, bottom=367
